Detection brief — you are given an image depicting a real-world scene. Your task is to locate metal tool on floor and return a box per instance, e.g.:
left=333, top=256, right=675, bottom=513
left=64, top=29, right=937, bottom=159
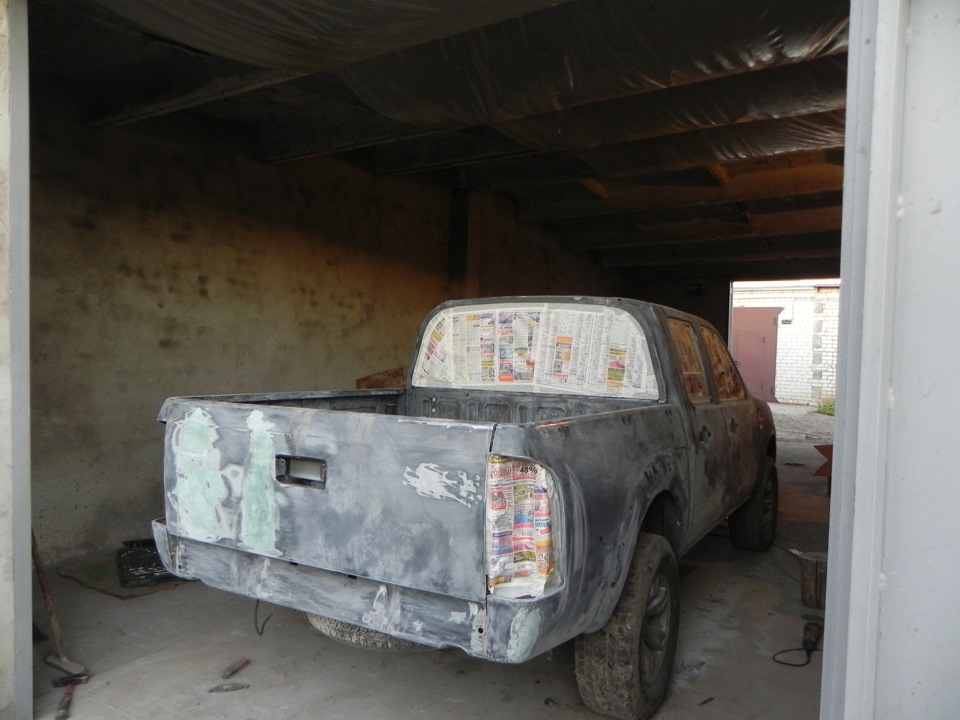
left=52, top=675, right=88, bottom=720
left=772, top=616, right=825, bottom=667
left=802, top=619, right=823, bottom=658
left=221, top=658, right=251, bottom=679
left=209, top=682, right=249, bottom=693
left=54, top=681, right=77, bottom=720
left=52, top=674, right=89, bottom=688
left=32, top=530, right=87, bottom=676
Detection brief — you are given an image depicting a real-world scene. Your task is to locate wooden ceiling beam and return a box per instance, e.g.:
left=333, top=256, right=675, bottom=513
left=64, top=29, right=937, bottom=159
left=562, top=206, right=842, bottom=250
left=258, top=105, right=435, bottom=161
left=600, top=231, right=841, bottom=268
left=364, top=131, right=530, bottom=175
left=626, top=256, right=842, bottom=283
left=495, top=54, right=847, bottom=152
left=468, top=111, right=844, bottom=190
left=519, top=162, right=844, bottom=222
left=87, top=65, right=309, bottom=128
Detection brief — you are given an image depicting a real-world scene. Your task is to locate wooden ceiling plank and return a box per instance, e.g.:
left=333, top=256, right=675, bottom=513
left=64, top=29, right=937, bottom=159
left=259, top=105, right=435, bottom=161
left=87, top=64, right=310, bottom=128
left=579, top=179, right=610, bottom=199
left=365, top=131, right=530, bottom=175
left=706, top=165, right=731, bottom=187
left=519, top=162, right=844, bottom=222
left=626, top=256, right=842, bottom=282
left=600, top=231, right=841, bottom=268
left=562, top=206, right=842, bottom=250
left=603, top=245, right=841, bottom=267
left=494, top=55, right=847, bottom=151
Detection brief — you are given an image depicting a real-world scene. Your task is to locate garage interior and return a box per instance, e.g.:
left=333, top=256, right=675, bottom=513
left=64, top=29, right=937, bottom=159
left=23, top=1, right=846, bottom=716
left=6, top=0, right=960, bottom=718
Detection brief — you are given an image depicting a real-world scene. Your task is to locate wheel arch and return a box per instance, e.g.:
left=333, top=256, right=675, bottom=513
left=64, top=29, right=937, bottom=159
left=639, top=490, right=684, bottom=556
left=582, top=451, right=688, bottom=634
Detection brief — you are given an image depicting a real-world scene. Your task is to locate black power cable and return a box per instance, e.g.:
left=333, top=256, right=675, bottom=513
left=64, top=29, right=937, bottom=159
left=254, top=599, right=273, bottom=636
left=773, top=621, right=823, bottom=667
left=772, top=647, right=822, bottom=667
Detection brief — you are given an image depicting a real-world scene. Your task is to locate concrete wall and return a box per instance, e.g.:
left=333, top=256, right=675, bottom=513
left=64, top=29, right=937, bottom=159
left=734, top=283, right=840, bottom=405
left=471, top=192, right=626, bottom=298
left=628, top=278, right=733, bottom=338
left=29, top=80, right=624, bottom=563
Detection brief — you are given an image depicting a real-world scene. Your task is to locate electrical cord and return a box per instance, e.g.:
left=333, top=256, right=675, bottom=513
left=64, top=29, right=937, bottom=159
left=696, top=529, right=825, bottom=668
left=773, top=620, right=823, bottom=667
left=254, top=599, right=273, bottom=636
left=772, top=647, right=822, bottom=667
left=706, top=530, right=824, bottom=667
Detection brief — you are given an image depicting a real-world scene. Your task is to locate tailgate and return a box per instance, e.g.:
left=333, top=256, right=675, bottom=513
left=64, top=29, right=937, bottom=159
left=161, top=399, right=493, bottom=602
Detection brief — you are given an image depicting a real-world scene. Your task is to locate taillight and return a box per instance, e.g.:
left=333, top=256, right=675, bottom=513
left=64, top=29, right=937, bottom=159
left=485, top=456, right=560, bottom=598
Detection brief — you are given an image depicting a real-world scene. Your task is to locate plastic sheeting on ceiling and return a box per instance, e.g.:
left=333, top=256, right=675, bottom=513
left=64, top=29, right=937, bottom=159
left=93, top=0, right=849, bottom=169
left=91, top=0, right=570, bottom=71
left=576, top=110, right=847, bottom=177
left=339, top=0, right=849, bottom=127
left=497, top=55, right=848, bottom=152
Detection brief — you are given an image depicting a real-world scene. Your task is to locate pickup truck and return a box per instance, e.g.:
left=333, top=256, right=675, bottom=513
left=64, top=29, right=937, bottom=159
left=153, top=296, right=776, bottom=720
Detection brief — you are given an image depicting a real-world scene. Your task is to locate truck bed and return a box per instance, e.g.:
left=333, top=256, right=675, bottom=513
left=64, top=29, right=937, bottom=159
left=166, top=386, right=645, bottom=423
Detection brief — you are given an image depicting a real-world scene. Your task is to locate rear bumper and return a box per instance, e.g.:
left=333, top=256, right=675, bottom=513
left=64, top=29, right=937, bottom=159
left=153, top=518, right=558, bottom=663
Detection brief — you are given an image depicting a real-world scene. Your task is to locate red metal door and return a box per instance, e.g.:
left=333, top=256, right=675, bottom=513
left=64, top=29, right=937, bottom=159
left=731, top=307, right=782, bottom=403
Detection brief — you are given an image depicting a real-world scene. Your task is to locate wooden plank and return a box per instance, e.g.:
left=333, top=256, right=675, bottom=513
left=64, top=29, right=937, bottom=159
left=600, top=231, right=841, bottom=267
left=259, top=105, right=436, bottom=161
left=562, top=206, right=843, bottom=250
left=519, top=163, right=844, bottom=222
left=626, top=256, right=842, bottom=282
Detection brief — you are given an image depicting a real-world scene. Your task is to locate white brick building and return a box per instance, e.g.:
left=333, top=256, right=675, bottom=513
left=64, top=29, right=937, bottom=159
left=732, top=279, right=840, bottom=406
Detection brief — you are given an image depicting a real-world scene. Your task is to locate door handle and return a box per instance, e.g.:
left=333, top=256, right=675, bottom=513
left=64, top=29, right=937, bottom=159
left=275, top=455, right=327, bottom=490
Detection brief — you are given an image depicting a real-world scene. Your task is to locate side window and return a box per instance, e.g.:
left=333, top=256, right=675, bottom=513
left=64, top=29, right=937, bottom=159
left=666, top=319, right=710, bottom=404
left=700, top=327, right=746, bottom=402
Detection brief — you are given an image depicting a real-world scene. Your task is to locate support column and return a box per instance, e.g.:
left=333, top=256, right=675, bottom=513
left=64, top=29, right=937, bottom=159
left=448, top=188, right=479, bottom=298
left=825, top=0, right=960, bottom=717
left=0, top=0, right=30, bottom=718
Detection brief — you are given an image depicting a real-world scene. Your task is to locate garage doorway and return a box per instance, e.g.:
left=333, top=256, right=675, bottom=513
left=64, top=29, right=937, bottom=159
left=731, top=279, right=840, bottom=408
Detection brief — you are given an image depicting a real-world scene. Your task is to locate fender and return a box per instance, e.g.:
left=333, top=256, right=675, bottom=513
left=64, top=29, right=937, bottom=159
left=579, top=448, right=689, bottom=634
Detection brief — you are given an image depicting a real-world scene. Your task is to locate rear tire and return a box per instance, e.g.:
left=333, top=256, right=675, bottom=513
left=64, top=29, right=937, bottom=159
left=729, top=457, right=778, bottom=551
left=303, top=614, right=430, bottom=652
left=575, top=533, right=679, bottom=720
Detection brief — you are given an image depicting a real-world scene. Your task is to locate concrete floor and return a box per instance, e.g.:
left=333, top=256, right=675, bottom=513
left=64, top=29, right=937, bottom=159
left=32, top=404, right=832, bottom=720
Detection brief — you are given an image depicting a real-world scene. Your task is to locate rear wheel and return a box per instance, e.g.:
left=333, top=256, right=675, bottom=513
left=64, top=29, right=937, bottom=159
left=303, top=614, right=431, bottom=652
left=575, top=533, right=679, bottom=720
left=729, top=457, right=778, bottom=551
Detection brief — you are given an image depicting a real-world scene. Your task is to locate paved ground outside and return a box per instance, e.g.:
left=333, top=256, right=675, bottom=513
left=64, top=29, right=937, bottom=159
left=770, top=402, right=835, bottom=444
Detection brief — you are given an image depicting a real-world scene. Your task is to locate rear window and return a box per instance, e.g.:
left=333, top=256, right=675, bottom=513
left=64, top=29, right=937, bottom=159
left=412, top=303, right=660, bottom=399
